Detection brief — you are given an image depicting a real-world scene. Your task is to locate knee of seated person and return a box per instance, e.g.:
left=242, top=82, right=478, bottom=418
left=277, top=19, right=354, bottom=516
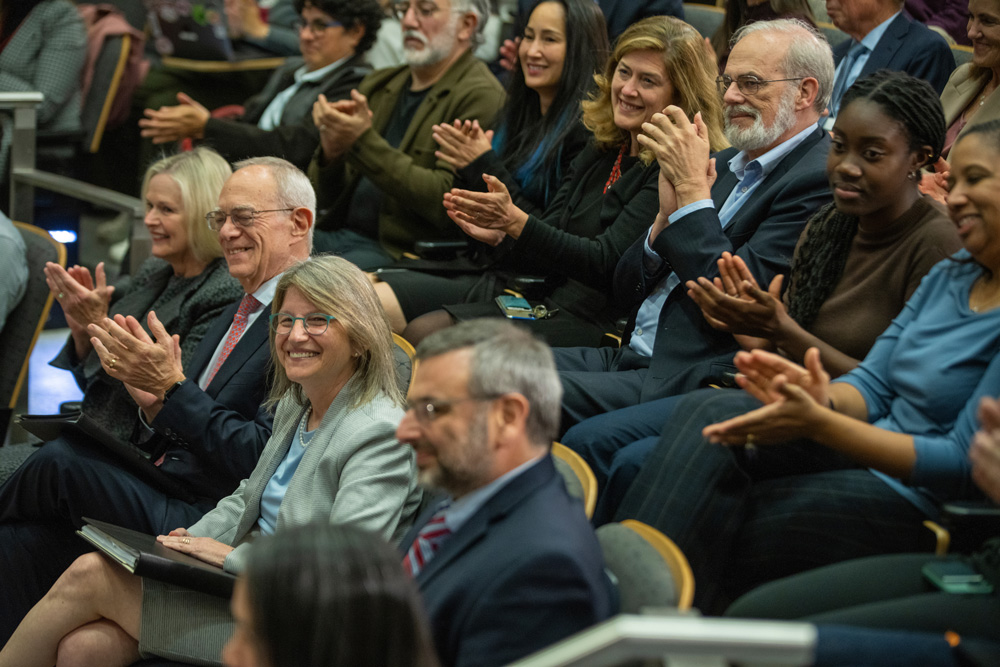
left=53, top=553, right=112, bottom=599
left=402, top=310, right=455, bottom=346
left=56, top=627, right=111, bottom=667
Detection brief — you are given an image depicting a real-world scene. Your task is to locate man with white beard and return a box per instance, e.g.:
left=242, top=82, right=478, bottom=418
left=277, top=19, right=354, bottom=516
left=550, top=19, right=835, bottom=433
left=306, top=0, right=504, bottom=268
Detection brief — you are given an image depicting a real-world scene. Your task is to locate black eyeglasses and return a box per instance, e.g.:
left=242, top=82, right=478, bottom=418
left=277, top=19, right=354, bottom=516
left=406, top=395, right=505, bottom=424
left=293, top=18, right=342, bottom=35
left=391, top=1, right=443, bottom=21
left=716, top=74, right=806, bottom=97
left=269, top=312, right=337, bottom=336
left=205, top=207, right=295, bottom=231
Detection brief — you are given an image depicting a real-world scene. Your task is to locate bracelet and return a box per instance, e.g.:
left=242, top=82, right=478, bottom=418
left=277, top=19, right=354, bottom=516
left=163, top=380, right=186, bottom=404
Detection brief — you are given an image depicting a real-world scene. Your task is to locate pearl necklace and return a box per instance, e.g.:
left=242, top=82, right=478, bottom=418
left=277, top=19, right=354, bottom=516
left=298, top=406, right=313, bottom=446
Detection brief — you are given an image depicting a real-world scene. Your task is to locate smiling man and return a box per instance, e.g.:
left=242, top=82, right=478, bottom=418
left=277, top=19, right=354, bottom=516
left=308, top=0, right=505, bottom=268
left=551, top=20, right=835, bottom=478
left=139, top=0, right=383, bottom=169
left=396, top=318, right=614, bottom=667
left=0, top=157, right=313, bottom=643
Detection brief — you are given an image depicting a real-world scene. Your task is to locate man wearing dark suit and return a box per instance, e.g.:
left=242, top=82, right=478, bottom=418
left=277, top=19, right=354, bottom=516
left=552, top=20, right=834, bottom=437
left=138, top=0, right=383, bottom=169
left=395, top=319, right=615, bottom=667
left=825, top=0, right=954, bottom=125
left=0, top=157, right=314, bottom=642
left=517, top=0, right=683, bottom=42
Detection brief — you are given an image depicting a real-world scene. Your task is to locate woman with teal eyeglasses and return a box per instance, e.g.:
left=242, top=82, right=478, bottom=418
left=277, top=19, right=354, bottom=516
left=0, top=256, right=421, bottom=667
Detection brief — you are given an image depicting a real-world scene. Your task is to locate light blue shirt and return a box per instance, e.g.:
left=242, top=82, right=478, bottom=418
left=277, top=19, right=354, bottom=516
left=258, top=411, right=314, bottom=535
left=257, top=56, right=349, bottom=131
left=629, top=122, right=820, bottom=356
left=824, top=11, right=901, bottom=127
left=439, top=455, right=545, bottom=535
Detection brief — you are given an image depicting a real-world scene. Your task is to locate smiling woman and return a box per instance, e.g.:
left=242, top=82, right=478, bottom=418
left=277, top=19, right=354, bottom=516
left=44, top=148, right=242, bottom=443
left=0, top=256, right=421, bottom=667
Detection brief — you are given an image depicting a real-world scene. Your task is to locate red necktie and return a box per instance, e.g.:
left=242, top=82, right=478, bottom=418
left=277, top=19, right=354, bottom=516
left=206, top=294, right=261, bottom=386
left=403, top=507, right=452, bottom=577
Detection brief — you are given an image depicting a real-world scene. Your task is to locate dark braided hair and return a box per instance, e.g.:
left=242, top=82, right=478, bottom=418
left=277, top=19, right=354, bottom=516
left=785, top=70, right=945, bottom=328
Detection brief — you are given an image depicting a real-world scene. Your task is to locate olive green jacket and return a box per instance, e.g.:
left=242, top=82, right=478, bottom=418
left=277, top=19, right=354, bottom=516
left=309, top=49, right=505, bottom=258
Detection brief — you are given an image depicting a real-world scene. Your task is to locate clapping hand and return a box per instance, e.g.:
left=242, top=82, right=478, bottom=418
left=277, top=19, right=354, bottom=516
left=443, top=174, right=529, bottom=240
left=88, top=311, right=185, bottom=401
left=45, top=261, right=115, bottom=357
left=971, top=396, right=1000, bottom=503
left=138, top=93, right=210, bottom=144
left=433, top=119, right=494, bottom=169
left=312, top=91, right=373, bottom=161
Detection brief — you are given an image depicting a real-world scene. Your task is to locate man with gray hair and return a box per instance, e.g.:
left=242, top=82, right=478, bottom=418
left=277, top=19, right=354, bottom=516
left=552, top=20, right=835, bottom=499
left=308, top=0, right=504, bottom=268
left=0, top=157, right=314, bottom=641
left=396, top=318, right=615, bottom=667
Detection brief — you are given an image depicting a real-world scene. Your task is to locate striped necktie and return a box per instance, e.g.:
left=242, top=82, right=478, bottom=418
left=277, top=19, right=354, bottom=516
left=206, top=293, right=261, bottom=386
left=403, top=504, right=452, bottom=577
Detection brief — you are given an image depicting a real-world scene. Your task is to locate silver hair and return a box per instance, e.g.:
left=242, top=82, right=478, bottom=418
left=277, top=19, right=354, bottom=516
left=233, top=156, right=316, bottom=249
left=451, top=0, right=489, bottom=47
left=731, top=18, right=835, bottom=113
left=415, top=319, right=562, bottom=447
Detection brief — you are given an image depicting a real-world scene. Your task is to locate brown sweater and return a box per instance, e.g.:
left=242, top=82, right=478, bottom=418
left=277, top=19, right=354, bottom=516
left=796, top=196, right=961, bottom=362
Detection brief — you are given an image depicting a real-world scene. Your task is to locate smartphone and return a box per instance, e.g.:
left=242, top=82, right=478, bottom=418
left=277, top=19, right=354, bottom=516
left=495, top=295, right=535, bottom=320
left=922, top=558, right=994, bottom=594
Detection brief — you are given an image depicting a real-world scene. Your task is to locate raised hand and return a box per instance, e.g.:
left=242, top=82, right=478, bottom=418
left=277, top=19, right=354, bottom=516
left=732, top=347, right=830, bottom=408
left=312, top=90, right=373, bottom=161
left=499, top=37, right=521, bottom=71
left=701, top=372, right=825, bottom=446
left=637, top=107, right=712, bottom=206
left=443, top=174, right=529, bottom=238
left=433, top=119, right=494, bottom=169
left=139, top=93, right=211, bottom=144
left=46, top=261, right=115, bottom=357
left=88, top=311, right=186, bottom=399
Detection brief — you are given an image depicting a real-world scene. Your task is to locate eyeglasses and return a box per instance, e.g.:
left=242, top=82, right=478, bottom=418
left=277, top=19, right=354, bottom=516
left=269, top=312, right=337, bottom=336
left=205, top=207, right=295, bottom=231
left=391, top=1, right=442, bottom=21
left=716, top=74, right=806, bottom=97
left=406, top=395, right=505, bottom=424
left=293, top=18, right=342, bottom=35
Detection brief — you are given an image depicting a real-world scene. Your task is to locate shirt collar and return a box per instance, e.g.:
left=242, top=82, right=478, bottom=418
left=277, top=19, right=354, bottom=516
left=859, top=11, right=901, bottom=51
left=294, top=55, right=349, bottom=84
left=251, top=272, right=282, bottom=308
left=727, top=122, right=820, bottom=182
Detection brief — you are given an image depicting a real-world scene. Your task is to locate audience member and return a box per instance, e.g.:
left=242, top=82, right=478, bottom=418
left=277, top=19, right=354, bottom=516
left=517, top=0, right=684, bottom=42
left=906, top=0, right=971, bottom=45
left=0, top=211, right=28, bottom=334
left=710, top=0, right=816, bottom=72
left=369, top=0, right=611, bottom=332
left=138, top=0, right=382, bottom=170
left=614, top=119, right=1000, bottom=613
left=0, top=0, right=86, bottom=183
left=726, top=393, right=1000, bottom=647
left=396, top=319, right=615, bottom=666
left=403, top=16, right=727, bottom=348
left=44, top=148, right=241, bottom=443
left=824, top=0, right=954, bottom=126
left=551, top=19, right=834, bottom=431
left=940, top=0, right=1000, bottom=157
left=0, top=157, right=313, bottom=643
left=0, top=255, right=421, bottom=667
left=222, top=523, right=439, bottom=667
left=308, top=0, right=505, bottom=267
left=566, top=70, right=961, bottom=524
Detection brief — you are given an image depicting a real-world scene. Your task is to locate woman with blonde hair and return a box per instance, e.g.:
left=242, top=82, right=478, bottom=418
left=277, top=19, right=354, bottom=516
left=43, top=146, right=242, bottom=442
left=0, top=255, right=421, bottom=667
left=401, top=16, right=728, bottom=347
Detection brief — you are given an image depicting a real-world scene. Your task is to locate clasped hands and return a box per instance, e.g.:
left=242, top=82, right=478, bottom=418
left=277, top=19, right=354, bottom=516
left=87, top=311, right=186, bottom=420
left=702, top=347, right=832, bottom=447
left=312, top=90, right=373, bottom=162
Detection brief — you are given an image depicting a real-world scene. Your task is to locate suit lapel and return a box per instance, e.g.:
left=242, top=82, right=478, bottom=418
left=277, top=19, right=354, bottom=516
left=203, top=301, right=272, bottom=397
left=185, top=300, right=239, bottom=377
left=860, top=13, right=907, bottom=77
left=415, top=456, right=557, bottom=586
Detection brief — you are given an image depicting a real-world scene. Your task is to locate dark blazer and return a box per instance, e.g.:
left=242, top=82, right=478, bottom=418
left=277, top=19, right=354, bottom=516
left=201, top=54, right=370, bottom=170
left=150, top=300, right=275, bottom=503
left=518, top=0, right=683, bottom=41
left=832, top=12, right=954, bottom=95
left=403, top=455, right=615, bottom=667
left=615, top=125, right=832, bottom=402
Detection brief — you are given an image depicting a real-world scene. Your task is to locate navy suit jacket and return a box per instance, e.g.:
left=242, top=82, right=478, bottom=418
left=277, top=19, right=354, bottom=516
left=517, top=0, right=682, bottom=41
left=150, top=299, right=274, bottom=503
left=613, top=125, right=832, bottom=402
left=833, top=12, right=954, bottom=95
left=403, top=455, right=615, bottom=667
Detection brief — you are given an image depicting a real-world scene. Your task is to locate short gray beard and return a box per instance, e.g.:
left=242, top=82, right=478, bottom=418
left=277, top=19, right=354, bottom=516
left=724, top=85, right=798, bottom=153
left=402, top=11, right=459, bottom=67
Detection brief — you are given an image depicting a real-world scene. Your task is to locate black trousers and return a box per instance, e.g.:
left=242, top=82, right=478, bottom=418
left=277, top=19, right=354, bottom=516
left=0, top=437, right=213, bottom=642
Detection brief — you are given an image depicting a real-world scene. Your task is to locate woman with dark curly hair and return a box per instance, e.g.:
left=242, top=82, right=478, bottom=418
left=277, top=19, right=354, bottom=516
left=223, top=523, right=438, bottom=667
left=563, top=70, right=961, bottom=525
left=138, top=0, right=383, bottom=169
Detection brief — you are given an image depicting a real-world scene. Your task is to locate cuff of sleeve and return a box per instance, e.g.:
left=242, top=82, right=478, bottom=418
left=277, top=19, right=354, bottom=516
left=911, top=435, right=972, bottom=496
left=642, top=228, right=665, bottom=273
left=668, top=199, right=714, bottom=224
left=135, top=407, right=155, bottom=442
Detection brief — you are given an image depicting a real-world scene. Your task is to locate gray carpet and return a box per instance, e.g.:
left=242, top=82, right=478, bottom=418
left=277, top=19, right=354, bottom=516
left=0, top=443, right=37, bottom=485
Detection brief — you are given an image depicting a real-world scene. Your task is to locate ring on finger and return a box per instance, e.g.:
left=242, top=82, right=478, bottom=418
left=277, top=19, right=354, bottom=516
left=183, top=537, right=191, bottom=545
left=108, top=357, right=118, bottom=369
left=745, top=433, right=757, bottom=450
left=57, top=292, right=64, bottom=299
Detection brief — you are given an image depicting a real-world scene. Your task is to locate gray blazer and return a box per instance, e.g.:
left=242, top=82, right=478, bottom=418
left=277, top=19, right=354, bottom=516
left=187, top=378, right=420, bottom=573
left=940, top=63, right=1000, bottom=149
